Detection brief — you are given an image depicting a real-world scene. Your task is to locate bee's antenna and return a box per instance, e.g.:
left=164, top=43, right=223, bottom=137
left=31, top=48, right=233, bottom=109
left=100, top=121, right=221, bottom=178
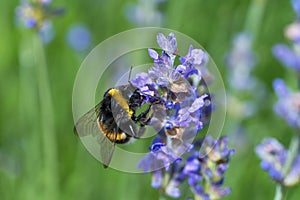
left=128, top=66, right=133, bottom=84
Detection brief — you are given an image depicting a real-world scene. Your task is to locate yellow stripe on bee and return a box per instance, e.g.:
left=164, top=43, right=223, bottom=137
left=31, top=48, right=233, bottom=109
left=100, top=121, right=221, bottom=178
left=97, top=120, right=127, bottom=142
left=106, top=132, right=127, bottom=141
left=108, top=89, right=133, bottom=117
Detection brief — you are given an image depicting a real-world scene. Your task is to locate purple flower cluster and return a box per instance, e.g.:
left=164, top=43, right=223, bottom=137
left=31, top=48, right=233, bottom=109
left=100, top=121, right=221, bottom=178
left=225, top=32, right=259, bottom=121
left=273, top=41, right=300, bottom=74
left=255, top=138, right=300, bottom=186
left=188, top=136, right=234, bottom=199
left=272, top=0, right=300, bottom=73
left=15, top=0, right=64, bottom=43
left=273, top=79, right=300, bottom=129
left=134, top=33, right=234, bottom=199
left=255, top=0, right=300, bottom=196
left=139, top=136, right=234, bottom=199
left=225, top=32, right=257, bottom=91
left=131, top=33, right=209, bottom=154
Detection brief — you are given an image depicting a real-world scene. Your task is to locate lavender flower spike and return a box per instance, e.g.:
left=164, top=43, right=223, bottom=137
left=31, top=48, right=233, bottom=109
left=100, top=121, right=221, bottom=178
left=272, top=44, right=300, bottom=72
left=15, top=0, right=64, bottom=43
left=273, top=79, right=300, bottom=129
left=135, top=32, right=233, bottom=199
left=256, top=138, right=300, bottom=186
left=225, top=32, right=257, bottom=91
left=255, top=138, right=287, bottom=183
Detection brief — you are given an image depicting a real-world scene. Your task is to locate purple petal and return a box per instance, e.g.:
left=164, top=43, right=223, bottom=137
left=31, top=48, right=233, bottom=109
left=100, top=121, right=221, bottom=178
left=204, top=168, right=213, bottom=179
left=25, top=18, right=37, bottom=28
left=140, top=86, right=154, bottom=96
left=187, top=174, right=202, bottom=186
left=138, top=153, right=157, bottom=172
left=164, top=121, right=174, bottom=130
left=272, top=44, right=300, bottom=71
left=148, top=48, right=159, bottom=60
left=188, top=95, right=207, bottom=113
left=292, top=0, right=300, bottom=18
left=273, top=78, right=289, bottom=97
left=169, top=71, right=180, bottom=82
left=175, top=111, right=192, bottom=127
left=179, top=57, right=186, bottom=64
left=131, top=72, right=153, bottom=88
left=255, top=138, right=288, bottom=182
left=165, top=184, right=181, bottom=198
left=216, top=164, right=228, bottom=176
left=184, top=68, right=200, bottom=79
left=151, top=170, right=163, bottom=188
left=176, top=65, right=186, bottom=73
left=156, top=76, right=169, bottom=86
left=183, top=158, right=200, bottom=173
left=190, top=49, right=204, bottom=65
left=150, top=142, right=165, bottom=152
left=157, top=33, right=167, bottom=49
left=67, top=25, right=91, bottom=52
left=148, top=66, right=160, bottom=80
left=194, top=185, right=210, bottom=200
left=168, top=32, right=177, bottom=54
left=156, top=33, right=177, bottom=55
left=39, top=0, right=52, bottom=5
left=273, top=84, right=300, bottom=129
left=260, top=160, right=270, bottom=170
left=255, top=137, right=287, bottom=165
left=269, top=166, right=284, bottom=182
left=211, top=186, right=231, bottom=198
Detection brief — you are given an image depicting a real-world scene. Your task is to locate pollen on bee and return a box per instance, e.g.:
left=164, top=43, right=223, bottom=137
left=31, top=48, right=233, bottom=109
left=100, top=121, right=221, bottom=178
left=120, top=133, right=127, bottom=140
left=105, top=132, right=127, bottom=142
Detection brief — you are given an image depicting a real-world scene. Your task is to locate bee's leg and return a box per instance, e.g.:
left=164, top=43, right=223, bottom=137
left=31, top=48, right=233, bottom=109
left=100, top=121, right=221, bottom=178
left=134, top=104, right=152, bottom=126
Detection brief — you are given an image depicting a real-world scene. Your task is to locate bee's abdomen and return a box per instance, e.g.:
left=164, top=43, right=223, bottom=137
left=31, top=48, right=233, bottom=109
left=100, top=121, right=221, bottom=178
left=97, top=117, right=131, bottom=144
left=98, top=92, right=132, bottom=144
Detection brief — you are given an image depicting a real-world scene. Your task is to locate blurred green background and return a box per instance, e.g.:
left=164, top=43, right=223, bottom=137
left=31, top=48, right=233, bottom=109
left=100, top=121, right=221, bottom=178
left=1, top=0, right=300, bottom=199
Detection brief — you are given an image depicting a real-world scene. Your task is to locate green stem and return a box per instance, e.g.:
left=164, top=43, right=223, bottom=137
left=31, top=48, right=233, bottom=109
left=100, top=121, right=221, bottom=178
left=278, top=73, right=300, bottom=196
left=158, top=192, right=167, bottom=200
left=283, top=134, right=299, bottom=176
left=274, top=134, right=300, bottom=200
left=274, top=184, right=286, bottom=200
left=33, top=35, right=59, bottom=200
left=244, top=0, right=268, bottom=41
left=18, top=32, right=41, bottom=200
left=274, top=49, right=300, bottom=200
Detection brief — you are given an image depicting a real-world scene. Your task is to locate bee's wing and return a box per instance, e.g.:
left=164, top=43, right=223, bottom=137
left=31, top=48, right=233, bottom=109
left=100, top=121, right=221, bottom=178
left=97, top=136, right=115, bottom=168
left=74, top=103, right=115, bottom=168
left=73, top=103, right=101, bottom=137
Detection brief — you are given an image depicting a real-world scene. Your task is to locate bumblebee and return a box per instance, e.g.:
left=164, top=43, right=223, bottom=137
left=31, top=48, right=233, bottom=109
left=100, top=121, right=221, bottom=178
left=74, top=84, right=152, bottom=167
